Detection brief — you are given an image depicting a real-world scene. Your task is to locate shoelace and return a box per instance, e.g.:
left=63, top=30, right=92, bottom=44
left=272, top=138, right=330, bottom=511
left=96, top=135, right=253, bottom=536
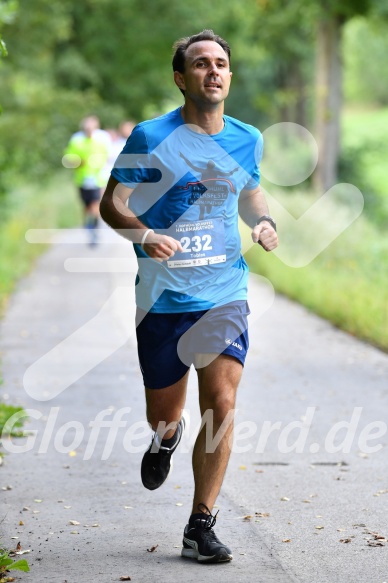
left=197, top=503, right=219, bottom=531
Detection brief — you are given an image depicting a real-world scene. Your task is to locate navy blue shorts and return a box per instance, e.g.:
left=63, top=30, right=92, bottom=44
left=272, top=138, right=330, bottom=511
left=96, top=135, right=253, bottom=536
left=135, top=301, right=250, bottom=389
left=79, top=187, right=101, bottom=207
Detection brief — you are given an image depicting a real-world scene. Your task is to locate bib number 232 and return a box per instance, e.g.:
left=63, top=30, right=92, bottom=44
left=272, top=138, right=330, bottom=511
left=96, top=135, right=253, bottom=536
left=181, top=234, right=212, bottom=253
left=167, top=218, right=226, bottom=268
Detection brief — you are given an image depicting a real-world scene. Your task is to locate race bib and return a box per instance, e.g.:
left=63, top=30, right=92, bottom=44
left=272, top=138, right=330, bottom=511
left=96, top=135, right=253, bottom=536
left=167, top=218, right=226, bottom=268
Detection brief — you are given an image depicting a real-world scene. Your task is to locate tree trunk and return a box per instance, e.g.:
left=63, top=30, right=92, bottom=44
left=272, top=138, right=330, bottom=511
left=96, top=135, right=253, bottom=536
left=277, top=61, right=308, bottom=128
left=313, top=14, right=343, bottom=194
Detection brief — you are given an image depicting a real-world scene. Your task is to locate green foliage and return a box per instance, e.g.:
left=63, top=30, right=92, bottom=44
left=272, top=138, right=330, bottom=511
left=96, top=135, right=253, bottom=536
left=0, top=172, right=80, bottom=314
left=341, top=106, right=388, bottom=225
left=344, top=17, right=388, bottom=105
left=243, top=101, right=388, bottom=351
left=0, top=0, right=18, bottom=113
left=0, top=37, right=6, bottom=56
left=0, top=0, right=387, bottom=203
left=0, top=549, right=30, bottom=578
left=0, top=403, right=26, bottom=437
left=244, top=190, right=388, bottom=351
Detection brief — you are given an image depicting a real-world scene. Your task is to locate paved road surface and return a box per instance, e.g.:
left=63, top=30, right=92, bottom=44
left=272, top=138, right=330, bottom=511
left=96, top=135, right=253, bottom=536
left=1, top=227, right=387, bottom=583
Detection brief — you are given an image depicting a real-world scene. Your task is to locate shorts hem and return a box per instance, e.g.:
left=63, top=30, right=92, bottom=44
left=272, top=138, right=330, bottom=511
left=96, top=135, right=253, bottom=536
left=143, top=368, right=190, bottom=390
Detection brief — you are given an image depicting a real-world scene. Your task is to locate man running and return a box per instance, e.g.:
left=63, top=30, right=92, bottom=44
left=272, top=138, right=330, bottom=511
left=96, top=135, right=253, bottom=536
left=64, top=115, right=109, bottom=246
left=100, top=29, right=278, bottom=563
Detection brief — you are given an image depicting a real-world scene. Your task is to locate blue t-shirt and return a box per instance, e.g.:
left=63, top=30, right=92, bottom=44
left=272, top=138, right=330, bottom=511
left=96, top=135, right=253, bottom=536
left=111, top=107, right=263, bottom=313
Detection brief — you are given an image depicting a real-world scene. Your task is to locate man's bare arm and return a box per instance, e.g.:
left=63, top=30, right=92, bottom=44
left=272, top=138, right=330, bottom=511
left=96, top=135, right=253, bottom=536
left=100, top=176, right=183, bottom=260
left=239, top=185, right=278, bottom=252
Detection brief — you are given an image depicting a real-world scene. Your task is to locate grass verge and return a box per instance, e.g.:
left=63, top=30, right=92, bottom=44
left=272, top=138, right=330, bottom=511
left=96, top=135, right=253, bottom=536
left=243, top=188, right=388, bottom=351
left=0, top=171, right=81, bottom=315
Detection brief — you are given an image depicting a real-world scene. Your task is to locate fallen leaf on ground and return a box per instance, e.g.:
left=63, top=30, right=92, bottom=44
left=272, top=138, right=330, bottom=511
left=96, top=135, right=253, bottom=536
left=9, top=542, right=31, bottom=557
left=366, top=532, right=387, bottom=546
left=64, top=506, right=72, bottom=509
left=34, top=499, right=42, bottom=503
left=243, top=515, right=252, bottom=521
left=119, top=577, right=131, bottom=581
left=176, top=503, right=183, bottom=506
left=340, top=538, right=352, bottom=543
left=70, top=531, right=79, bottom=535
left=124, top=506, right=133, bottom=510
left=19, top=521, right=24, bottom=526
left=280, top=497, right=290, bottom=502
left=22, top=507, right=30, bottom=511
left=69, top=520, right=80, bottom=526
left=282, top=539, right=291, bottom=543
left=315, top=526, right=324, bottom=530
left=146, top=545, right=158, bottom=552
left=255, top=512, right=270, bottom=518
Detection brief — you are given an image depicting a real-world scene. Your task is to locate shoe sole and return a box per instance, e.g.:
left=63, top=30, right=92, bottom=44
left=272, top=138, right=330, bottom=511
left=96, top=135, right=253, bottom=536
left=181, top=548, right=233, bottom=563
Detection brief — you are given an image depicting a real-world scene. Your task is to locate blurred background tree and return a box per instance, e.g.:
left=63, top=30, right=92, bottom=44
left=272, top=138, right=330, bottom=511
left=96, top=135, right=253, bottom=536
left=2, top=0, right=387, bottom=203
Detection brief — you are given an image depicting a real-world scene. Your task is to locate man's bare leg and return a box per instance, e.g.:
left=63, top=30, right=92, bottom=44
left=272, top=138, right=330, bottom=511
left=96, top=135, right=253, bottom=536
left=191, top=354, right=242, bottom=513
left=141, top=372, right=189, bottom=490
left=145, top=371, right=189, bottom=439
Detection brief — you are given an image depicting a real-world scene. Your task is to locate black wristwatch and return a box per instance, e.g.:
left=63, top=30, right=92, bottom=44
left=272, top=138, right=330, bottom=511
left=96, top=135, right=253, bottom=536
left=256, top=215, right=277, bottom=231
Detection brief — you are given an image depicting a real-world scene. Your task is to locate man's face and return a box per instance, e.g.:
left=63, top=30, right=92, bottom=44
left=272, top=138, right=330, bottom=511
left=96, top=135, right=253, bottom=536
left=82, top=116, right=99, bottom=137
left=174, top=40, right=232, bottom=107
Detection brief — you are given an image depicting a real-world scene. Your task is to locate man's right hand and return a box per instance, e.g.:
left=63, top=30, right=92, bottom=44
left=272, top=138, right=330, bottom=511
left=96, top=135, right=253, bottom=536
left=143, top=233, right=183, bottom=262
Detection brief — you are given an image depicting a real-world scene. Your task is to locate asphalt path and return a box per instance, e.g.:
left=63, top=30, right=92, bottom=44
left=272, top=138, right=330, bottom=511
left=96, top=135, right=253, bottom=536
left=1, top=225, right=387, bottom=583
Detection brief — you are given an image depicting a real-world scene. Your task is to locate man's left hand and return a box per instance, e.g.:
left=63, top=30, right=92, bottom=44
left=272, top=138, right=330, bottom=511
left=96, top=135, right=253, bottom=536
left=251, top=223, right=279, bottom=252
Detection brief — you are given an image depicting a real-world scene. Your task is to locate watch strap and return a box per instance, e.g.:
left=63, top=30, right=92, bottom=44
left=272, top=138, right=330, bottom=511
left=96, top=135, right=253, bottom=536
left=256, top=215, right=276, bottom=231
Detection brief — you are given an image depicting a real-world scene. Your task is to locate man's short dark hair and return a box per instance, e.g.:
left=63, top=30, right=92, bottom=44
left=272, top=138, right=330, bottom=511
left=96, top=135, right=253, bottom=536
left=172, top=29, right=231, bottom=75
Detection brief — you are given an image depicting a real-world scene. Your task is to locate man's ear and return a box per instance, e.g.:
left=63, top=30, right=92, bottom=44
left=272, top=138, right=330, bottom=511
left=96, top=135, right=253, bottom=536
left=174, top=71, right=186, bottom=91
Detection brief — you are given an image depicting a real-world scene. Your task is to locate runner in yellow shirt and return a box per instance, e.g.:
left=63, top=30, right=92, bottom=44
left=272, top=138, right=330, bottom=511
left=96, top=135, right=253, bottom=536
left=64, top=115, right=109, bottom=245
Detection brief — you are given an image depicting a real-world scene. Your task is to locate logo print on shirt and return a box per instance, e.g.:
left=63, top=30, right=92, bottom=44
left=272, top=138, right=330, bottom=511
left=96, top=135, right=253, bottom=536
left=178, top=152, right=238, bottom=220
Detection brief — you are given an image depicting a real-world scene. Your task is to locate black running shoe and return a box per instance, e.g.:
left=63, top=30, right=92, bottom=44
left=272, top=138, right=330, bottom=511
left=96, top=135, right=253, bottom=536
left=141, top=418, right=185, bottom=490
left=181, top=505, right=233, bottom=563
